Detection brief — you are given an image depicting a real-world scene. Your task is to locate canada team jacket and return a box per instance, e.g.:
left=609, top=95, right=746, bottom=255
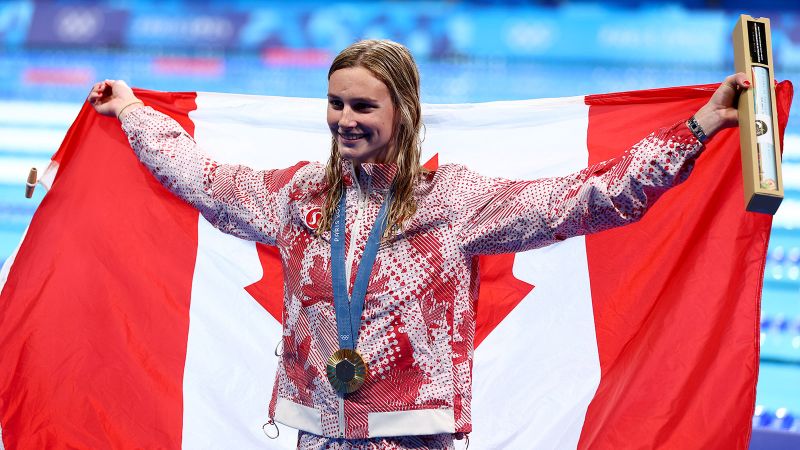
left=122, top=107, right=703, bottom=439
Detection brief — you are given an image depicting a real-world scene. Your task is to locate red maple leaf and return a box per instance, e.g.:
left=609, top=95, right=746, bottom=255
left=244, top=154, right=534, bottom=348
left=472, top=253, right=534, bottom=347
left=244, top=244, right=283, bottom=322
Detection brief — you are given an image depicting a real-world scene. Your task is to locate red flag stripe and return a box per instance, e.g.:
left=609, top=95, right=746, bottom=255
left=0, top=92, right=199, bottom=449
left=578, top=82, right=793, bottom=448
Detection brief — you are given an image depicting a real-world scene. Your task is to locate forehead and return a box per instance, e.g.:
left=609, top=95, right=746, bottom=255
left=328, top=66, right=390, bottom=100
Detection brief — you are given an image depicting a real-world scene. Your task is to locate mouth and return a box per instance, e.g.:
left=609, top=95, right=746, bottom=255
left=338, top=131, right=367, bottom=142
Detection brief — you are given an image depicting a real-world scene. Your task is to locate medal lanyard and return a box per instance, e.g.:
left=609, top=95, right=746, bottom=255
left=331, top=188, right=393, bottom=351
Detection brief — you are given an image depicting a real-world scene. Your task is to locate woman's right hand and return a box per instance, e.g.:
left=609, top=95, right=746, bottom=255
left=87, top=80, right=143, bottom=120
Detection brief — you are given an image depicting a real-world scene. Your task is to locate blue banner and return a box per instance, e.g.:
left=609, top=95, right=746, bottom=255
left=27, top=3, right=129, bottom=47
left=2, top=1, right=798, bottom=67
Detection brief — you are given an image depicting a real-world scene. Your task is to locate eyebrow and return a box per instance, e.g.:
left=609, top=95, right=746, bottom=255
left=326, top=94, right=380, bottom=103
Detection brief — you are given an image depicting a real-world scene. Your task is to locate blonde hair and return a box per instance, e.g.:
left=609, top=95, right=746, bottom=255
left=316, top=39, right=424, bottom=238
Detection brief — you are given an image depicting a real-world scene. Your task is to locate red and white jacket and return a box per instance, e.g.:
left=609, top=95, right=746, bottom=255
left=122, top=106, right=703, bottom=440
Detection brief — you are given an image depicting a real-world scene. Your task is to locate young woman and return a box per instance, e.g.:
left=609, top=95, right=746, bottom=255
left=89, top=40, right=749, bottom=450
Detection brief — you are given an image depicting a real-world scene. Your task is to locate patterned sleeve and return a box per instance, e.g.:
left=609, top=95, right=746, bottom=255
left=449, top=120, right=703, bottom=256
left=121, top=106, right=307, bottom=245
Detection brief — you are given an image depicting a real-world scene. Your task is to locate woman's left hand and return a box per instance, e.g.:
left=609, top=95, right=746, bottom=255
left=693, top=72, right=752, bottom=140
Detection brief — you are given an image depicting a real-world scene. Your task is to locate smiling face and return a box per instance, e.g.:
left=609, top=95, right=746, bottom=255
left=327, top=66, right=396, bottom=165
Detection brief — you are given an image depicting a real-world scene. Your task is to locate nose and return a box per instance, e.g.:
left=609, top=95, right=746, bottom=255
left=338, top=106, right=357, bottom=129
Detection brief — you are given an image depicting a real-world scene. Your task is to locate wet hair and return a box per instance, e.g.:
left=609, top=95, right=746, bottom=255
left=317, top=39, right=424, bottom=238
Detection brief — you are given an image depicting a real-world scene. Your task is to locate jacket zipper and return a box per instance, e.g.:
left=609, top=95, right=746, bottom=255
left=338, top=167, right=371, bottom=437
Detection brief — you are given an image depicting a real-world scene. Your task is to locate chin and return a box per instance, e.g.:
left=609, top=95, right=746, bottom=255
left=335, top=138, right=390, bottom=165
left=337, top=145, right=373, bottom=165
left=337, top=147, right=363, bottom=163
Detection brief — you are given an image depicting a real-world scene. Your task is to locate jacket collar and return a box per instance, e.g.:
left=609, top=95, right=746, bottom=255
left=341, top=159, right=397, bottom=192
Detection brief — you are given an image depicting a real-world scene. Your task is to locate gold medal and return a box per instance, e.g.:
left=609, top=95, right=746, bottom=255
left=326, top=348, right=368, bottom=394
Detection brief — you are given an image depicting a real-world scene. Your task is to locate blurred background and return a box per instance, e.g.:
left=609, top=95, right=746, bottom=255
left=0, top=0, right=797, bottom=447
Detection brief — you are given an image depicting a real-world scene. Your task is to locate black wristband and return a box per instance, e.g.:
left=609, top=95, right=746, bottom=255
left=686, top=115, right=708, bottom=144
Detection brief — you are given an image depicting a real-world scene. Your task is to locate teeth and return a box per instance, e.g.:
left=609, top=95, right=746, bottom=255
left=340, top=133, right=365, bottom=140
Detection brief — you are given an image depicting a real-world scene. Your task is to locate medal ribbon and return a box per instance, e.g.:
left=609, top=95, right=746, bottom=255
left=331, top=187, right=392, bottom=351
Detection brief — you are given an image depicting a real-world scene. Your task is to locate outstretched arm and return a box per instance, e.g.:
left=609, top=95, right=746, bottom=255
left=87, top=80, right=306, bottom=245
left=451, top=74, right=751, bottom=256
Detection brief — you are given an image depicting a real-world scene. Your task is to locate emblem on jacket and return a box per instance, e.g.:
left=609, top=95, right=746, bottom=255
left=305, top=208, right=322, bottom=229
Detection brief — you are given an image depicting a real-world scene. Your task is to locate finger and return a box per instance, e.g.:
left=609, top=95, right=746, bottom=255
left=89, top=88, right=106, bottom=100
left=719, top=74, right=737, bottom=91
left=88, top=84, right=101, bottom=103
left=730, top=72, right=751, bottom=90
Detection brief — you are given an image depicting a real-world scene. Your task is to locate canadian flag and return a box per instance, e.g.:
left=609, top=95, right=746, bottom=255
left=0, top=82, right=793, bottom=449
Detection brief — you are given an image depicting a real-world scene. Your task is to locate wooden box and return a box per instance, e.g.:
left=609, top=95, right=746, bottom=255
left=732, top=15, right=783, bottom=214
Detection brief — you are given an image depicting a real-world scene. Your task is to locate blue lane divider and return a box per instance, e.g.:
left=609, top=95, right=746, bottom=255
left=754, top=406, right=800, bottom=432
